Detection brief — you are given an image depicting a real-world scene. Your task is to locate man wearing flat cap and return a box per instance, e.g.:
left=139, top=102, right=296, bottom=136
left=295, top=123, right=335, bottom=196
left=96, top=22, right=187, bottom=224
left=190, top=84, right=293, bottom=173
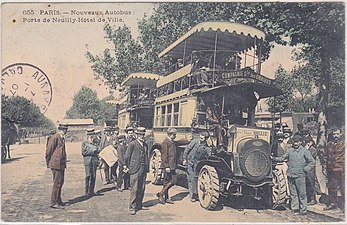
left=125, top=126, right=136, bottom=145
left=81, top=128, right=100, bottom=197
left=183, top=131, right=212, bottom=202
left=273, top=134, right=315, bottom=215
left=45, top=124, right=69, bottom=209
left=157, top=127, right=178, bottom=204
left=124, top=127, right=149, bottom=215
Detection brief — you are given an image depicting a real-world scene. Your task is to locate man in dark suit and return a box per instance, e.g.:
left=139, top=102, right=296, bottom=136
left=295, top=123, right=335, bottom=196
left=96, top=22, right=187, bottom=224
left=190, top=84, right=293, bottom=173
left=124, top=127, right=149, bottom=215
left=82, top=128, right=100, bottom=197
left=157, top=127, right=177, bottom=204
left=115, top=135, right=130, bottom=191
left=45, top=124, right=69, bottom=209
left=324, top=128, right=345, bottom=210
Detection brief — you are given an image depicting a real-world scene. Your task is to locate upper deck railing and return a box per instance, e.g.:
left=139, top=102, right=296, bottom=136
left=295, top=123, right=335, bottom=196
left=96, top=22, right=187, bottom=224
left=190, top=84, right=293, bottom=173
left=162, top=49, right=260, bottom=76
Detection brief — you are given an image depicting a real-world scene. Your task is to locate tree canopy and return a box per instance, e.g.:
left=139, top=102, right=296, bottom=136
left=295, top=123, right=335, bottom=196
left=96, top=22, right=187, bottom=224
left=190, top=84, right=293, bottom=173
left=1, top=95, right=52, bottom=127
left=65, top=86, right=116, bottom=125
left=86, top=2, right=344, bottom=131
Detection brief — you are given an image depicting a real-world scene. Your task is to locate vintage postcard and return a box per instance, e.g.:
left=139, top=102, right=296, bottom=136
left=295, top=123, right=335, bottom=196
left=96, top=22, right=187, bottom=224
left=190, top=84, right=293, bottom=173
left=1, top=1, right=345, bottom=223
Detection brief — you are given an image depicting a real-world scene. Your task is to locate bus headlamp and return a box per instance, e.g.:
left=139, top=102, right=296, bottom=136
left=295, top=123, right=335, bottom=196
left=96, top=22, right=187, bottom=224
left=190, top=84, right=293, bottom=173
left=228, top=125, right=237, bottom=137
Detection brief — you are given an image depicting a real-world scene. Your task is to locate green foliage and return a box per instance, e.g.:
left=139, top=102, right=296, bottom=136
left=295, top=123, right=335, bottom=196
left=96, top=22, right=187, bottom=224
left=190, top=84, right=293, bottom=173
left=65, top=86, right=116, bottom=125
left=1, top=95, right=44, bottom=126
left=267, top=66, right=294, bottom=112
left=86, top=25, right=144, bottom=89
left=86, top=2, right=344, bottom=129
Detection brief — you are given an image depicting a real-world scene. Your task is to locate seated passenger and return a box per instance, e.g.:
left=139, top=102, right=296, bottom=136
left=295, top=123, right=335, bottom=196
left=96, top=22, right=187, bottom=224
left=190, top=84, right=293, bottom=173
left=196, top=67, right=210, bottom=87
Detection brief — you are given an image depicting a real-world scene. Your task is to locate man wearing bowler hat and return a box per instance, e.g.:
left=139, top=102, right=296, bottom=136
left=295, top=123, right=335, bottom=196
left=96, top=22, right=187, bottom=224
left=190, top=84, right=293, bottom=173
left=273, top=134, right=315, bottom=215
left=124, top=127, right=149, bottom=215
left=45, top=124, right=69, bottom=209
left=82, top=128, right=100, bottom=197
left=157, top=127, right=178, bottom=204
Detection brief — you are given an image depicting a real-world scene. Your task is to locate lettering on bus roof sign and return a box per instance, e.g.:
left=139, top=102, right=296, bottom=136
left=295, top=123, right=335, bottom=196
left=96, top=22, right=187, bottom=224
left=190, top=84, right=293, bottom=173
left=221, top=67, right=272, bottom=85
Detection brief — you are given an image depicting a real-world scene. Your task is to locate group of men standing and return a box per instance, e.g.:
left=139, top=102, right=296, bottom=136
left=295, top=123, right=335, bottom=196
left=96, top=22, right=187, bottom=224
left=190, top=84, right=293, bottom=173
left=44, top=122, right=344, bottom=217
left=45, top=124, right=150, bottom=214
left=273, top=126, right=345, bottom=215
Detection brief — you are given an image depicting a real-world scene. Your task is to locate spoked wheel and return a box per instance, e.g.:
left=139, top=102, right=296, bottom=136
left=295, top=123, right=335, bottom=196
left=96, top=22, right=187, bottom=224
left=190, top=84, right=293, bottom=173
left=197, top=165, right=220, bottom=210
left=272, top=169, right=287, bottom=208
left=148, top=149, right=163, bottom=185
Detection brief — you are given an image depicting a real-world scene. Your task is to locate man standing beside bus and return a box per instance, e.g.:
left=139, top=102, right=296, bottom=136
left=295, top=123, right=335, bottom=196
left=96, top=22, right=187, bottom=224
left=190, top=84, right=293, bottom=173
left=157, top=127, right=177, bottom=204
left=124, top=127, right=149, bottom=215
left=183, top=132, right=212, bottom=202
left=273, top=134, right=315, bottom=215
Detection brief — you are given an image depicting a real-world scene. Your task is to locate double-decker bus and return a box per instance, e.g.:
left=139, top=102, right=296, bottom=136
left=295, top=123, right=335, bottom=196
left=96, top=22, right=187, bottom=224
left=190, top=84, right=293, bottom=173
left=118, top=21, right=287, bottom=210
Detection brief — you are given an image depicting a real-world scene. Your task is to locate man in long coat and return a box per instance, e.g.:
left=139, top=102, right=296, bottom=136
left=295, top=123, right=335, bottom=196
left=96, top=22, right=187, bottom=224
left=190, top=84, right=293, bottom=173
left=324, top=128, right=345, bottom=210
left=157, top=127, right=177, bottom=204
left=45, top=124, right=69, bottom=209
left=82, top=128, right=100, bottom=197
left=124, top=127, right=149, bottom=215
left=115, top=135, right=130, bottom=191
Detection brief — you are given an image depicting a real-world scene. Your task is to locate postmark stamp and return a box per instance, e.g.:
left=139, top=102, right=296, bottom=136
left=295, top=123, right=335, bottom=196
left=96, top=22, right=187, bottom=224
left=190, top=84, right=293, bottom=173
left=1, top=63, right=53, bottom=113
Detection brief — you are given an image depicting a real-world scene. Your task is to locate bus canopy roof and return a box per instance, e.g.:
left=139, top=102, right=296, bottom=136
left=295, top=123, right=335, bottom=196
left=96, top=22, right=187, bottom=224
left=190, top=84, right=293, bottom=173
left=121, top=73, right=162, bottom=87
left=158, top=21, right=265, bottom=59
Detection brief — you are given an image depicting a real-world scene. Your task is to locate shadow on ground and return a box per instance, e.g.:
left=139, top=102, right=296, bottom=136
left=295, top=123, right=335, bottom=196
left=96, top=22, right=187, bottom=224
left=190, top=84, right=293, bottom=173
left=1, top=157, right=26, bottom=164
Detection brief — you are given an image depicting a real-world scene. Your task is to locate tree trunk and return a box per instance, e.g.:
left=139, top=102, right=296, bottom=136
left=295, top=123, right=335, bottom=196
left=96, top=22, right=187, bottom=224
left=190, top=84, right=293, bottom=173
left=316, top=48, right=330, bottom=192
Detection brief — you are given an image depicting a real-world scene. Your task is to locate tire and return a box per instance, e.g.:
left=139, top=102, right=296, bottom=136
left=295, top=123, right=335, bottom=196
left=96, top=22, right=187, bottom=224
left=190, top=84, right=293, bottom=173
left=272, top=169, right=287, bottom=208
left=197, top=165, right=220, bottom=210
left=1, top=146, right=7, bottom=161
left=148, top=149, right=163, bottom=185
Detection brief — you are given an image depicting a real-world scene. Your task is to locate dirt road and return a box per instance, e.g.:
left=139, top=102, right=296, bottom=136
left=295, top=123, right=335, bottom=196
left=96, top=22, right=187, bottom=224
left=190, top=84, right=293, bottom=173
left=1, top=142, right=343, bottom=223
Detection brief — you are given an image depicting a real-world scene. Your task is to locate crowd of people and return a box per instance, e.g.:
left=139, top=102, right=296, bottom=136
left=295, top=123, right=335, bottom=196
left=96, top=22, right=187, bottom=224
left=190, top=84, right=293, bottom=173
left=272, top=124, right=345, bottom=215
left=44, top=122, right=344, bottom=216
left=44, top=124, right=213, bottom=215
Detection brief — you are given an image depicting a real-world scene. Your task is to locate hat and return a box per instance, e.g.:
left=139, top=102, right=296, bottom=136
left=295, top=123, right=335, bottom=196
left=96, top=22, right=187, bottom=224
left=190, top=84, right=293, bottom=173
left=86, top=128, right=95, bottom=136
left=135, top=127, right=146, bottom=134
left=49, top=129, right=56, bottom=135
left=200, top=131, right=210, bottom=138
left=276, top=131, right=284, bottom=137
left=58, top=124, right=68, bottom=130
left=283, top=127, right=292, bottom=133
left=94, top=130, right=101, bottom=135
left=112, top=126, right=119, bottom=131
left=292, top=134, right=303, bottom=142
left=200, top=66, right=208, bottom=71
left=118, top=134, right=126, bottom=141
left=303, top=135, right=314, bottom=144
left=104, top=126, right=112, bottom=132
left=125, top=126, right=134, bottom=132
left=167, top=127, right=177, bottom=134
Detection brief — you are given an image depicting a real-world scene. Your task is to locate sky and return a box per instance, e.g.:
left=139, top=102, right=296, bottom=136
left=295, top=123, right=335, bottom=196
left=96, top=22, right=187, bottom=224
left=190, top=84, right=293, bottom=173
left=1, top=2, right=298, bottom=124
